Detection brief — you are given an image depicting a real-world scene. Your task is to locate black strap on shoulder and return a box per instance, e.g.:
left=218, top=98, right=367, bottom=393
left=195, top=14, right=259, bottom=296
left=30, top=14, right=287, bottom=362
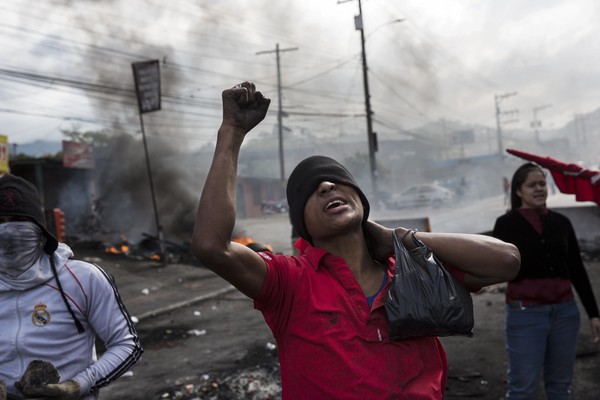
left=49, top=254, right=86, bottom=334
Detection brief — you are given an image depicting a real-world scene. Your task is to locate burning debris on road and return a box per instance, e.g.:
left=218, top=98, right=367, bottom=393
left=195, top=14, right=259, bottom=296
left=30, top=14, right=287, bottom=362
left=103, top=233, right=196, bottom=264
left=102, top=229, right=277, bottom=265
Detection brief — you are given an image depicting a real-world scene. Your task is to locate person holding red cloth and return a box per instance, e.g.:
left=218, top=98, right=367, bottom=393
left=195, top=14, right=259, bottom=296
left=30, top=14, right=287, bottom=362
left=192, top=81, right=520, bottom=399
left=493, top=162, right=600, bottom=400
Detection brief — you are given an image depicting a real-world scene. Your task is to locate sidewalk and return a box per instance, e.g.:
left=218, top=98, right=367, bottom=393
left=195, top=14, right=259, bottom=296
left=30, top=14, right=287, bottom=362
left=76, top=248, right=235, bottom=322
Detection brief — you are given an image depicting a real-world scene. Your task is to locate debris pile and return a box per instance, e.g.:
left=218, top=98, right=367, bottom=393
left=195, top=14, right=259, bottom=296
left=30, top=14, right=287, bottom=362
left=156, top=342, right=281, bottom=400
left=446, top=370, right=488, bottom=398
left=158, top=365, right=282, bottom=400
left=477, top=282, right=507, bottom=294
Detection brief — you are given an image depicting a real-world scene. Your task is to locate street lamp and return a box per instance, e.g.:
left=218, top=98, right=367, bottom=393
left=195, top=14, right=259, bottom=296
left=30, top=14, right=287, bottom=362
left=366, top=18, right=405, bottom=40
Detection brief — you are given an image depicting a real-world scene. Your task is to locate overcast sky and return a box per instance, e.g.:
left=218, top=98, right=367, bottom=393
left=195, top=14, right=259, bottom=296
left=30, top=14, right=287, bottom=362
left=2, top=0, right=599, bottom=151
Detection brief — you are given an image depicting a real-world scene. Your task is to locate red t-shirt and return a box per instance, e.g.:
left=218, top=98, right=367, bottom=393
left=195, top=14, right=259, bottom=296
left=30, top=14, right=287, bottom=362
left=254, top=243, right=448, bottom=400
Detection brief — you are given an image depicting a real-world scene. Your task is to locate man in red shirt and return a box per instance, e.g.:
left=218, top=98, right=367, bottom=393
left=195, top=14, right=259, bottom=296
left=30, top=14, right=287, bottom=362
left=192, top=82, right=520, bottom=399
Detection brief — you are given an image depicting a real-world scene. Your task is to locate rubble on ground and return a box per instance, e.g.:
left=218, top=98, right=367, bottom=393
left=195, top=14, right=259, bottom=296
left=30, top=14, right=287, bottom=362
left=158, top=364, right=282, bottom=400
left=157, top=343, right=281, bottom=400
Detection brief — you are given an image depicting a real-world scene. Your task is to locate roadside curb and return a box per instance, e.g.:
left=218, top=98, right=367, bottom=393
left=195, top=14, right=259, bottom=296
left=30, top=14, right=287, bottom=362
left=134, top=284, right=236, bottom=322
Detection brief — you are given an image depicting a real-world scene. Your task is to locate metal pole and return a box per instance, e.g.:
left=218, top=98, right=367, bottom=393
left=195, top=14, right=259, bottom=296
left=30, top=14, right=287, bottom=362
left=275, top=44, right=285, bottom=188
left=494, top=92, right=518, bottom=156
left=138, top=112, right=165, bottom=263
left=533, top=107, right=540, bottom=143
left=532, top=104, right=552, bottom=144
left=495, top=95, right=503, bottom=155
left=357, top=0, right=377, bottom=196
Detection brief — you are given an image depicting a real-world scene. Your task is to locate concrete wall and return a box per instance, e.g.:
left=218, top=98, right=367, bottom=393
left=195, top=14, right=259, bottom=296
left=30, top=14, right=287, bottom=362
left=374, top=217, right=431, bottom=233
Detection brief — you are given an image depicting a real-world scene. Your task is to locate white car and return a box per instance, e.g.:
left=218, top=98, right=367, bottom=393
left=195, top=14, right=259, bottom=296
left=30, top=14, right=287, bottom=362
left=388, top=184, right=455, bottom=209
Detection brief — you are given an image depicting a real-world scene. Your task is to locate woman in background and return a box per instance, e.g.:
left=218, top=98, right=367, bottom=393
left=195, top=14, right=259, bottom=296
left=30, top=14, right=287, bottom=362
left=493, top=162, right=600, bottom=400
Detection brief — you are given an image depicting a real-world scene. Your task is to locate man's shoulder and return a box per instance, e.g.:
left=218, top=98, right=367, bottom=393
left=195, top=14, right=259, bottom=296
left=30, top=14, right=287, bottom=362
left=62, top=258, right=111, bottom=282
left=257, top=251, right=304, bottom=268
left=257, top=251, right=319, bottom=283
left=64, top=257, right=99, bottom=270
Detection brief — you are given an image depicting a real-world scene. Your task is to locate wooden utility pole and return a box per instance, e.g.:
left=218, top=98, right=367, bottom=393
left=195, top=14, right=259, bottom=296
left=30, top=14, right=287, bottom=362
left=494, top=92, right=518, bottom=155
left=356, top=0, right=378, bottom=196
left=256, top=44, right=298, bottom=191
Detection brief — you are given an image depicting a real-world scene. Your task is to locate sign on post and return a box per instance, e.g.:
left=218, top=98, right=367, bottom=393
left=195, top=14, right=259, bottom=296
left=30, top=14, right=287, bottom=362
left=63, top=140, right=95, bottom=169
left=132, top=60, right=161, bottom=113
left=131, top=59, right=165, bottom=263
left=0, top=135, right=9, bottom=174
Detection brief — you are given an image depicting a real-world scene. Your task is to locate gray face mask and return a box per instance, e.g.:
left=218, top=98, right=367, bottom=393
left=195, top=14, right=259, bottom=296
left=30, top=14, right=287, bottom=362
left=0, top=221, right=45, bottom=277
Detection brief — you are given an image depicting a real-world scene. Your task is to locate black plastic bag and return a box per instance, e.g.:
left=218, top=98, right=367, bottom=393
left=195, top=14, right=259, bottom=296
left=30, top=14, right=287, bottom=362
left=385, top=230, right=474, bottom=340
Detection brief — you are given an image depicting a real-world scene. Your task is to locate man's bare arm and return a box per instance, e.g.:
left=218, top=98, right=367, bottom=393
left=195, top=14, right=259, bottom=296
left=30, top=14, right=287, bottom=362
left=365, top=221, right=520, bottom=291
left=191, top=82, right=271, bottom=299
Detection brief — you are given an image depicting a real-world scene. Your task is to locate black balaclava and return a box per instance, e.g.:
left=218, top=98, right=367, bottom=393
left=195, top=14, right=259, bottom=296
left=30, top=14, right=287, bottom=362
left=0, top=174, right=85, bottom=333
left=0, top=174, right=58, bottom=254
left=286, top=155, right=370, bottom=245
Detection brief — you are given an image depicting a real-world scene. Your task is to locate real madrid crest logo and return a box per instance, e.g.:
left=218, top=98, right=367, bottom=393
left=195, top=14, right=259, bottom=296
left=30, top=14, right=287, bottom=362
left=32, top=303, right=51, bottom=327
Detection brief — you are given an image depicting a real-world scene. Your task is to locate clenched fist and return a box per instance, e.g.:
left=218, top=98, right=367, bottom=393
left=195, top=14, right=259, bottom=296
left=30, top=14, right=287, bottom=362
left=221, top=81, right=270, bottom=136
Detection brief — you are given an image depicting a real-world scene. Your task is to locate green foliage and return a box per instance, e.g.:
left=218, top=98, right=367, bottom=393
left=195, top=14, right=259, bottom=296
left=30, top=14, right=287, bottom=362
left=61, top=128, right=114, bottom=148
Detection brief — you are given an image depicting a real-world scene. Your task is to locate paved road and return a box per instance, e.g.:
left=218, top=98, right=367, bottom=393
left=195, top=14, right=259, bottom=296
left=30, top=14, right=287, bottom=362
left=89, top=246, right=599, bottom=400
left=86, top=193, right=600, bottom=399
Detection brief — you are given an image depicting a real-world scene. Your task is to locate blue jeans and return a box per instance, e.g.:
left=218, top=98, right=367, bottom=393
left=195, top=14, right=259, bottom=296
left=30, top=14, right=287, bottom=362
left=505, top=299, right=580, bottom=400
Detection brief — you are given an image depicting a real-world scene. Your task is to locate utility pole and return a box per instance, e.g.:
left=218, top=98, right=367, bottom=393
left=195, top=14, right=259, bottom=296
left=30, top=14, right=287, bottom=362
left=339, top=0, right=402, bottom=196
left=257, top=44, right=298, bottom=191
left=494, top=92, right=518, bottom=155
left=441, top=118, right=448, bottom=159
left=355, top=0, right=378, bottom=196
left=531, top=104, right=552, bottom=144
left=574, top=113, right=587, bottom=144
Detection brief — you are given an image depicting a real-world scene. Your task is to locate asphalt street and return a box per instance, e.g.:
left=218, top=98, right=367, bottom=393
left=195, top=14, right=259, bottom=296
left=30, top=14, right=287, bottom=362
left=82, top=194, right=600, bottom=399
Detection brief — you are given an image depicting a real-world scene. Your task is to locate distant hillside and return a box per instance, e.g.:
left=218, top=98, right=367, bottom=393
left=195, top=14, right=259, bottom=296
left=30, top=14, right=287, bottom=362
left=11, top=140, right=62, bottom=157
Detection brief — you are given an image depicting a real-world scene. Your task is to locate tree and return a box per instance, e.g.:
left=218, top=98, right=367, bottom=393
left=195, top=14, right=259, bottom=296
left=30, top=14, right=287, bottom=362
left=61, top=127, right=113, bottom=148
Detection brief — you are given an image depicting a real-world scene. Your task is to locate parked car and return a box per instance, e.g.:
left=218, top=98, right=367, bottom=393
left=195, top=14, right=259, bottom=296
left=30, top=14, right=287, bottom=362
left=387, top=184, right=455, bottom=209
left=260, top=199, right=289, bottom=214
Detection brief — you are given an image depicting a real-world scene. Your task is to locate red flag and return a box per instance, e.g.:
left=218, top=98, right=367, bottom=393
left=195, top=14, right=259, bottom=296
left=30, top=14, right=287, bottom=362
left=506, top=148, right=600, bottom=206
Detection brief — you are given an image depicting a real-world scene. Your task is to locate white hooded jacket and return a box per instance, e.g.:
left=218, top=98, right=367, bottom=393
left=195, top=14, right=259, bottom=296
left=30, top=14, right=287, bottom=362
left=0, top=243, right=142, bottom=399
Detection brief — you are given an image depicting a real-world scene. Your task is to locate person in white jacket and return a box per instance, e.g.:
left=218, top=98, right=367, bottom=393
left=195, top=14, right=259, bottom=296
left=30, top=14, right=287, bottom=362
left=0, top=174, right=142, bottom=400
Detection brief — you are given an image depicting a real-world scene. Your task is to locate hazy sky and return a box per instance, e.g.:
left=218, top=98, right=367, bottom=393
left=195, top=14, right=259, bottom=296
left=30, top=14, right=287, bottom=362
left=2, top=0, right=599, bottom=151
